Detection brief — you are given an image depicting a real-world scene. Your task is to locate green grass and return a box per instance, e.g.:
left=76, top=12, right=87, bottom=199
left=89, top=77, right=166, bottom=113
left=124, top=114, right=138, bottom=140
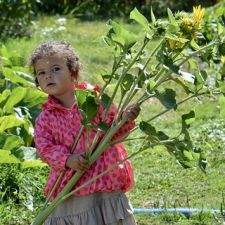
left=2, top=15, right=225, bottom=225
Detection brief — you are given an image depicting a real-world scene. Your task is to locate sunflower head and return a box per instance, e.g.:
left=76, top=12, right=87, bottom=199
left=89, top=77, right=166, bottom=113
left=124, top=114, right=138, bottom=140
left=192, top=5, right=205, bottom=30
left=180, top=17, right=194, bottom=34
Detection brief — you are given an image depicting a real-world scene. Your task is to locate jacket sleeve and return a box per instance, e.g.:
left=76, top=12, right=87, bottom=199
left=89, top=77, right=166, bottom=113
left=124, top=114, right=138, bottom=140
left=97, top=103, right=135, bottom=142
left=34, top=113, right=70, bottom=171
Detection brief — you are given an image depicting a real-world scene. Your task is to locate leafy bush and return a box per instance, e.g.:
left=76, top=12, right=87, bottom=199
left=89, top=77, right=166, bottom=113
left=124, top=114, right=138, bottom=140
left=0, top=0, right=37, bottom=41
left=0, top=0, right=221, bottom=41
left=0, top=45, right=46, bottom=165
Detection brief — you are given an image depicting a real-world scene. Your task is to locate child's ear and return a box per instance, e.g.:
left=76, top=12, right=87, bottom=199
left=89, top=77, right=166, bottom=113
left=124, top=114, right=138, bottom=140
left=71, top=69, right=78, bottom=81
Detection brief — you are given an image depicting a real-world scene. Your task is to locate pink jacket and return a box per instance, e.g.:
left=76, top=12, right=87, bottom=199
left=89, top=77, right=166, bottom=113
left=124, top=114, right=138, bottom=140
left=34, top=83, right=135, bottom=201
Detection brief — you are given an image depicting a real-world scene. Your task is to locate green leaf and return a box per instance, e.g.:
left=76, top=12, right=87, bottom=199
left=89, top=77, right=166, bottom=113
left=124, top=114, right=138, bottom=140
left=9, top=52, right=25, bottom=67
left=172, top=78, right=191, bottom=94
left=21, top=160, right=47, bottom=168
left=147, top=79, right=156, bottom=93
left=121, top=73, right=134, bottom=92
left=4, top=87, right=27, bottom=113
left=194, top=70, right=207, bottom=91
left=0, top=115, right=24, bottom=132
left=150, top=7, right=156, bottom=24
left=0, top=150, right=20, bottom=163
left=100, top=93, right=111, bottom=109
left=156, top=51, right=179, bottom=74
left=22, top=88, right=47, bottom=108
left=156, top=88, right=177, bottom=109
left=139, top=121, right=169, bottom=142
left=0, top=89, right=11, bottom=104
left=182, top=110, right=195, bottom=127
left=109, top=20, right=136, bottom=51
left=91, top=121, right=109, bottom=131
left=216, top=73, right=225, bottom=93
left=167, top=8, right=177, bottom=25
left=2, top=67, right=33, bottom=87
left=0, top=132, right=24, bottom=151
left=0, top=45, right=9, bottom=58
left=139, top=121, right=157, bottom=136
left=130, top=7, right=150, bottom=31
left=82, top=96, right=98, bottom=122
left=190, top=39, right=200, bottom=50
left=75, top=89, right=89, bottom=108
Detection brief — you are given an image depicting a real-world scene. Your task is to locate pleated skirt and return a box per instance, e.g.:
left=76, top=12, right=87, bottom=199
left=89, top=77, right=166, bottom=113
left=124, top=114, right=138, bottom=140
left=43, top=190, right=137, bottom=225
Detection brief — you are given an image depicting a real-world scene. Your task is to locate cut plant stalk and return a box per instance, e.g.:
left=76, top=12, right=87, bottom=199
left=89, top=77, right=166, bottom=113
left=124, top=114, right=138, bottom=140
left=115, top=38, right=164, bottom=120
left=62, top=138, right=177, bottom=201
left=101, top=38, right=150, bottom=120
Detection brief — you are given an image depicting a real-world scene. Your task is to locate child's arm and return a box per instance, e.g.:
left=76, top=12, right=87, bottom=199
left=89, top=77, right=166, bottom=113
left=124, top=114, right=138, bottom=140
left=35, top=113, right=89, bottom=172
left=96, top=102, right=140, bottom=142
left=34, top=115, right=70, bottom=171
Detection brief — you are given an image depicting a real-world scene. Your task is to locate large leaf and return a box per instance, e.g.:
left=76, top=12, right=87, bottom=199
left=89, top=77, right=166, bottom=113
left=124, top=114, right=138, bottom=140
left=139, top=121, right=169, bottom=142
left=194, top=70, right=207, bottom=91
left=0, top=150, right=20, bottom=163
left=108, top=20, right=136, bottom=51
left=21, top=160, right=47, bottom=168
left=4, top=86, right=27, bottom=113
left=156, top=88, right=177, bottom=109
left=75, top=89, right=89, bottom=108
left=0, top=115, right=24, bottom=132
left=130, top=7, right=150, bottom=31
left=150, top=7, right=156, bottom=24
left=82, top=96, right=98, bottom=122
left=2, top=67, right=34, bottom=87
left=181, top=110, right=195, bottom=149
left=121, top=73, right=134, bottom=93
left=100, top=93, right=111, bottom=109
left=0, top=132, right=24, bottom=151
left=0, top=89, right=11, bottom=104
left=75, top=89, right=99, bottom=124
left=22, top=87, right=47, bottom=108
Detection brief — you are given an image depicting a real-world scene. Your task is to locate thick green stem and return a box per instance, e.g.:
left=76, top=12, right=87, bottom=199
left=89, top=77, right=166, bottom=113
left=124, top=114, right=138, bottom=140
left=62, top=138, right=177, bottom=200
left=115, top=39, right=163, bottom=121
left=42, top=171, right=65, bottom=209
left=124, top=91, right=214, bottom=137
left=177, top=41, right=219, bottom=67
left=89, top=117, right=127, bottom=164
left=110, top=136, right=146, bottom=146
left=101, top=54, right=125, bottom=93
left=102, top=39, right=149, bottom=121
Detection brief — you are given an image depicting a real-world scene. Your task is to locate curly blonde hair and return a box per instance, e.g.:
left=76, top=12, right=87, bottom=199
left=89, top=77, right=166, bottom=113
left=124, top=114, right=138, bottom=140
left=29, top=40, right=81, bottom=86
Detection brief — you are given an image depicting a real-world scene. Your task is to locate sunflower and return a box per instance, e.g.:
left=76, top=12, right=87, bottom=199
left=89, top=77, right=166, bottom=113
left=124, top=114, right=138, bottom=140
left=192, top=5, right=205, bottom=30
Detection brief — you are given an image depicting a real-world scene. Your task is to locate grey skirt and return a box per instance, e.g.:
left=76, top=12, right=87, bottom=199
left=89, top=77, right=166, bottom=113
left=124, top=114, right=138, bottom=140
left=43, top=190, right=137, bottom=225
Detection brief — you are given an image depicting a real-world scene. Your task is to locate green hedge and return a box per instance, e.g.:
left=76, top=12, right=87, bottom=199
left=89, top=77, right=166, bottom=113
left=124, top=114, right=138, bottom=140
left=0, top=0, right=220, bottom=41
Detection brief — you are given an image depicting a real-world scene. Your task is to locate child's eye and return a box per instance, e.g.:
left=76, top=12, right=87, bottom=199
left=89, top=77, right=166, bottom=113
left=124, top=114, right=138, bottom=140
left=52, top=67, right=60, bottom=73
left=38, top=71, right=45, bottom=76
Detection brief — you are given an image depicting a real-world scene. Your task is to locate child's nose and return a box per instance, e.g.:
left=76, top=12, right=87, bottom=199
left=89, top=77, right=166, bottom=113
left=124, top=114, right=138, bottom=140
left=45, top=70, right=54, bottom=79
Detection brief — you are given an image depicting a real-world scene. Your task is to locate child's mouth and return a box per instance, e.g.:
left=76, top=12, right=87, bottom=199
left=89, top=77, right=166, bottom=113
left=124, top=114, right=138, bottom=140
left=47, top=83, right=56, bottom=86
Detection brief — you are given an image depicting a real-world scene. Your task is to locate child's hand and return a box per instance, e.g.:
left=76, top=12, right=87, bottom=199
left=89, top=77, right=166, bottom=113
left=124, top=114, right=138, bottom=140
left=66, top=153, right=89, bottom=171
left=123, top=103, right=141, bottom=121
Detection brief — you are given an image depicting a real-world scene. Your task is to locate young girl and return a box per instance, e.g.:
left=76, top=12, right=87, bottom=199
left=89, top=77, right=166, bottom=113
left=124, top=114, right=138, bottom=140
left=30, top=40, right=140, bottom=225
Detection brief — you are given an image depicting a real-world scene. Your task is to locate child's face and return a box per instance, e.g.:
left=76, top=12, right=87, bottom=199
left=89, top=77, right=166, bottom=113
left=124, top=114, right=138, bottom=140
left=35, top=54, right=75, bottom=97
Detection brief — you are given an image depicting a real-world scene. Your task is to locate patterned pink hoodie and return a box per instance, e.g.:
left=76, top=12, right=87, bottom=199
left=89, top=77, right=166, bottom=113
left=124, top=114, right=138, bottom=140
left=34, top=83, right=135, bottom=201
